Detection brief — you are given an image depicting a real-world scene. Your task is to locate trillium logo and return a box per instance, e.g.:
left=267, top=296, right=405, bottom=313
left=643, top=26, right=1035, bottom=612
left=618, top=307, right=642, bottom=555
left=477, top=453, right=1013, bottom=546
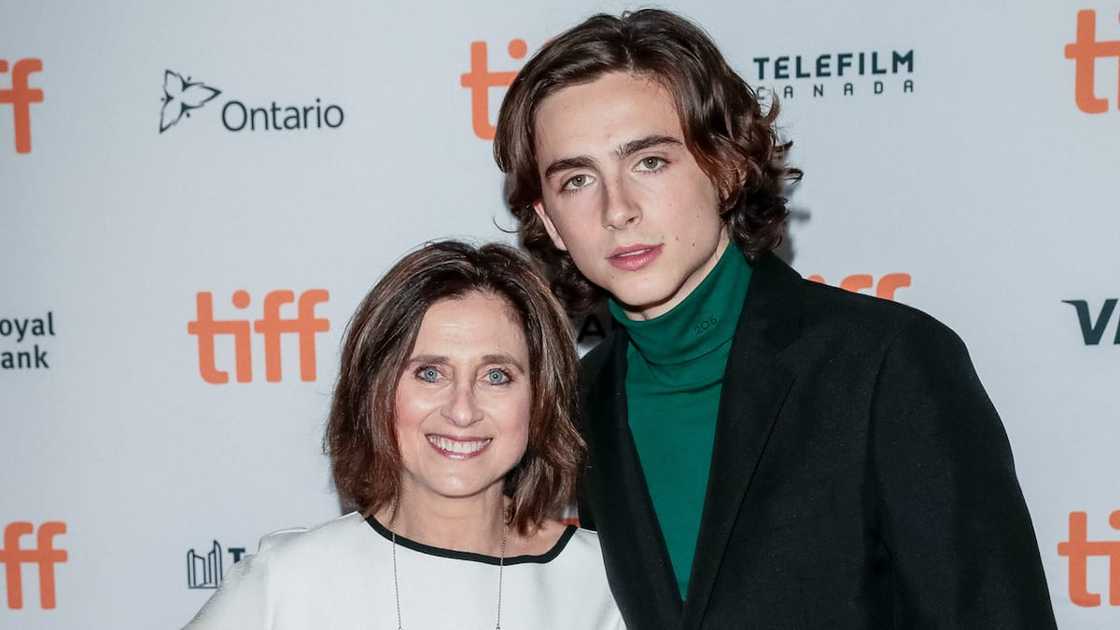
left=157, top=67, right=344, bottom=134
left=159, top=70, right=221, bottom=133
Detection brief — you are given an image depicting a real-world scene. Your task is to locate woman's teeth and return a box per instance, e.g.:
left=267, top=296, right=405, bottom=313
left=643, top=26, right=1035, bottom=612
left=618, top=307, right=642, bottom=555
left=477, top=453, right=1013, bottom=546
left=427, top=435, right=492, bottom=455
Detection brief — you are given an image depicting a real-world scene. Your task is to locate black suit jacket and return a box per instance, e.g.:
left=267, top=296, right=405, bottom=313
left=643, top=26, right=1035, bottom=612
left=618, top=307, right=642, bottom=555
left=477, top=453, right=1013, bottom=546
left=578, top=253, right=1056, bottom=629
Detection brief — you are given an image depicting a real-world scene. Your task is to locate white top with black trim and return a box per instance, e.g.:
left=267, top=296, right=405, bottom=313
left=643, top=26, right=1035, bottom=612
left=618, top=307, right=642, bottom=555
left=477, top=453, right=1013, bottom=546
left=183, top=511, right=626, bottom=630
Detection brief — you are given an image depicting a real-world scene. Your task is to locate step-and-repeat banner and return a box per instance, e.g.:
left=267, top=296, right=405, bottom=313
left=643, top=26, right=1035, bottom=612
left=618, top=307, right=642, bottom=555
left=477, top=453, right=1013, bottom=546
left=2, top=1, right=1117, bottom=627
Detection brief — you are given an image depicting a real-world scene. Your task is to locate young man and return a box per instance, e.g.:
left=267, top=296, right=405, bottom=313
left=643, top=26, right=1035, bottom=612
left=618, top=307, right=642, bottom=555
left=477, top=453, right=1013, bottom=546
left=494, top=9, right=1056, bottom=630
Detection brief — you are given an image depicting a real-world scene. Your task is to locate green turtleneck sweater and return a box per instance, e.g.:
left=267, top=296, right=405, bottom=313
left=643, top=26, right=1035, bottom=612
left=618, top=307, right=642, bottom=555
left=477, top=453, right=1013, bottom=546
left=607, top=242, right=751, bottom=599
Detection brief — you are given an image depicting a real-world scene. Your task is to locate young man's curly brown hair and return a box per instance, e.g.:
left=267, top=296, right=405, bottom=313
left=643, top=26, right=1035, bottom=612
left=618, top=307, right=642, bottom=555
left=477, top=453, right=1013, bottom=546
left=494, top=9, right=801, bottom=314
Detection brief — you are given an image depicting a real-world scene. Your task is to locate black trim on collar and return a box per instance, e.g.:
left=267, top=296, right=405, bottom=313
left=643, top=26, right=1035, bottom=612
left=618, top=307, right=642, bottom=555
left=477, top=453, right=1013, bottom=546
left=365, top=515, right=578, bottom=566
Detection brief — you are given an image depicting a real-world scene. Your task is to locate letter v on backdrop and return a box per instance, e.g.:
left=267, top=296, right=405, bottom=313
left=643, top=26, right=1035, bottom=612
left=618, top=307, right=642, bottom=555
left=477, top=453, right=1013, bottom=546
left=1063, top=298, right=1120, bottom=345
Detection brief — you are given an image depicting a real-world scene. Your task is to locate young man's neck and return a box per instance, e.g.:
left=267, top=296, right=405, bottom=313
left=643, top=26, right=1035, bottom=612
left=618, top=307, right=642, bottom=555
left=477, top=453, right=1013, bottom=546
left=618, top=230, right=731, bottom=321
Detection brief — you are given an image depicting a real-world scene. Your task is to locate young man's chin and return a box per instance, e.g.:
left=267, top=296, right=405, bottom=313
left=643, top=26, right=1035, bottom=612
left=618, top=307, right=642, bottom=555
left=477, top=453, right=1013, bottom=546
left=610, top=283, right=683, bottom=319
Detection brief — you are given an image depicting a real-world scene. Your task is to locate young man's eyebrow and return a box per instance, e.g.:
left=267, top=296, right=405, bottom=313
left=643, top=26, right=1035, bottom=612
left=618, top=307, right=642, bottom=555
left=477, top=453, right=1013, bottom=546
left=615, top=134, right=682, bottom=159
left=542, top=135, right=682, bottom=180
left=543, top=155, right=597, bottom=180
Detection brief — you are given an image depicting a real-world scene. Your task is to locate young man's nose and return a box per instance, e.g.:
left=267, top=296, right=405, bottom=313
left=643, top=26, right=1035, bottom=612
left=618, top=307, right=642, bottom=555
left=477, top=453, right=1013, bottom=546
left=601, top=179, right=642, bottom=230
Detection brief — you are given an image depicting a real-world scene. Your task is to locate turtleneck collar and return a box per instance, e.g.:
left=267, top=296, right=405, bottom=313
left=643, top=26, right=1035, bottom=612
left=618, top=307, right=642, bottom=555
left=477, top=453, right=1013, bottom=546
left=608, top=241, right=751, bottom=367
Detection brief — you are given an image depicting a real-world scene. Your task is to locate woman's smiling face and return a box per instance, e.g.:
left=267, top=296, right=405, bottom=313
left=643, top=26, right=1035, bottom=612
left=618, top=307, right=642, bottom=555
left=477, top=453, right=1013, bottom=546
left=393, top=291, right=532, bottom=505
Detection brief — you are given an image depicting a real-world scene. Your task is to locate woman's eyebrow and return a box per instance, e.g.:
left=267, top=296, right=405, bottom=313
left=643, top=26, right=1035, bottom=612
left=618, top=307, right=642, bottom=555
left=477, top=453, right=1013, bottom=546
left=480, top=353, right=527, bottom=373
left=407, top=353, right=526, bottom=373
left=406, top=354, right=449, bottom=366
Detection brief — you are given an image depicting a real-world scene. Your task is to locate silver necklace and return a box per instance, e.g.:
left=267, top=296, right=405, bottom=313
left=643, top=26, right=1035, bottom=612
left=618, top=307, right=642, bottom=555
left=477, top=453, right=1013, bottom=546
left=391, top=526, right=507, bottom=630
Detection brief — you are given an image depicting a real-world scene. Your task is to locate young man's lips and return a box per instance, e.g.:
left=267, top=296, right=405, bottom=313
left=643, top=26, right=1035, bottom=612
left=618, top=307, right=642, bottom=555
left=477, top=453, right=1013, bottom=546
left=607, top=244, right=663, bottom=271
left=426, top=434, right=493, bottom=460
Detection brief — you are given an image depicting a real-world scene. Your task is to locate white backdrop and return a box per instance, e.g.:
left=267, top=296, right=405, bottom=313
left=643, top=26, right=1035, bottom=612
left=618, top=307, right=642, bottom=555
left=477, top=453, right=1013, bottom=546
left=2, top=1, right=1118, bottom=628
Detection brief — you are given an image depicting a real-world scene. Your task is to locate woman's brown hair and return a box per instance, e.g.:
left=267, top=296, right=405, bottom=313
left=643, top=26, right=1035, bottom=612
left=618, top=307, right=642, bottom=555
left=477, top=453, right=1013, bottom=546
left=325, top=241, right=584, bottom=535
left=494, top=9, right=802, bottom=314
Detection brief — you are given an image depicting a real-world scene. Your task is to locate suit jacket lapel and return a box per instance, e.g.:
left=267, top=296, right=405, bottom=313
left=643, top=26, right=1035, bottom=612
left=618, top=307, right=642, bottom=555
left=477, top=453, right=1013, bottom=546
left=682, top=253, right=802, bottom=629
left=583, top=331, right=684, bottom=627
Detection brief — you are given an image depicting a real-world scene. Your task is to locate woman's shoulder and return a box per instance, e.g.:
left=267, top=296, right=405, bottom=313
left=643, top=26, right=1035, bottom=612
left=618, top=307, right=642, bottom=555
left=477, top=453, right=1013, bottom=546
left=544, top=525, right=611, bottom=576
left=542, top=527, right=623, bottom=625
left=253, top=511, right=374, bottom=569
left=183, top=513, right=376, bottom=628
left=563, top=526, right=608, bottom=560
left=502, top=520, right=606, bottom=571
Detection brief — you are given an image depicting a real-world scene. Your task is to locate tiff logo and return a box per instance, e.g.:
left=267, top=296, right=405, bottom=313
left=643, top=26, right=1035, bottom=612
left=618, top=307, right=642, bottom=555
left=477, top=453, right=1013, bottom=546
left=186, top=540, right=246, bottom=589
left=1063, top=298, right=1120, bottom=345
left=807, top=273, right=912, bottom=301
left=1058, top=510, right=1120, bottom=606
left=187, top=289, right=330, bottom=384
left=1064, top=10, right=1120, bottom=113
left=0, top=58, right=44, bottom=154
left=0, top=522, right=67, bottom=610
left=460, top=39, right=527, bottom=139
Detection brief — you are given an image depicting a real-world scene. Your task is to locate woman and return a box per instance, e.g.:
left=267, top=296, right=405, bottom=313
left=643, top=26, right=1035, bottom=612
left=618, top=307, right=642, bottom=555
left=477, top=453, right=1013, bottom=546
left=184, top=241, right=624, bottom=629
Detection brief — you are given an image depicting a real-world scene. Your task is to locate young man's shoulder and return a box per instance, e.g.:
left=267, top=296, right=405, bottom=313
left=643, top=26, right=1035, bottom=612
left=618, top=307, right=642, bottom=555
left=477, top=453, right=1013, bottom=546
left=578, top=274, right=961, bottom=378
left=796, top=276, right=963, bottom=355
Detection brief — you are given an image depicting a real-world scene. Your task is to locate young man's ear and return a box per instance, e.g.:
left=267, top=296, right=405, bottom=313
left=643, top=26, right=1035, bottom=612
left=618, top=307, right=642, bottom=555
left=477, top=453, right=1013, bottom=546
left=532, top=200, right=568, bottom=251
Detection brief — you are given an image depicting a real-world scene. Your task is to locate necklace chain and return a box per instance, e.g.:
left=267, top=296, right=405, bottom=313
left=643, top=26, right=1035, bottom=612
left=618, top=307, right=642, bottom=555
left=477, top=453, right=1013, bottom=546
left=391, top=525, right=507, bottom=630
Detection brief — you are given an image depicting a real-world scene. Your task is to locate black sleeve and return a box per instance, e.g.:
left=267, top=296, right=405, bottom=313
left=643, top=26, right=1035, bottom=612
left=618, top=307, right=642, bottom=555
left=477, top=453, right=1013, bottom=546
left=576, top=352, right=603, bottom=532
left=575, top=401, right=597, bottom=531
left=576, top=479, right=597, bottom=531
left=869, top=315, right=1056, bottom=628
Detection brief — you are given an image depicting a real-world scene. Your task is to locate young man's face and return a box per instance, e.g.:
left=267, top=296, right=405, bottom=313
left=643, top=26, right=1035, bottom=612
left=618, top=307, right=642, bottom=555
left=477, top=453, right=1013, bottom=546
left=532, top=71, right=729, bottom=320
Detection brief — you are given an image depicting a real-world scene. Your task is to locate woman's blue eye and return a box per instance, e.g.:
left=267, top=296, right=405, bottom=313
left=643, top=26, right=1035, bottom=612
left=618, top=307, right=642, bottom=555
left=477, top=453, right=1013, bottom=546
left=638, top=157, right=665, bottom=171
left=417, top=367, right=440, bottom=383
left=485, top=368, right=511, bottom=385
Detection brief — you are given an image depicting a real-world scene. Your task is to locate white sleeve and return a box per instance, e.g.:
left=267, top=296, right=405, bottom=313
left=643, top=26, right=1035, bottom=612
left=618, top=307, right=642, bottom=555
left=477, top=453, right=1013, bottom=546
left=180, top=529, right=306, bottom=630
left=181, top=551, right=273, bottom=630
